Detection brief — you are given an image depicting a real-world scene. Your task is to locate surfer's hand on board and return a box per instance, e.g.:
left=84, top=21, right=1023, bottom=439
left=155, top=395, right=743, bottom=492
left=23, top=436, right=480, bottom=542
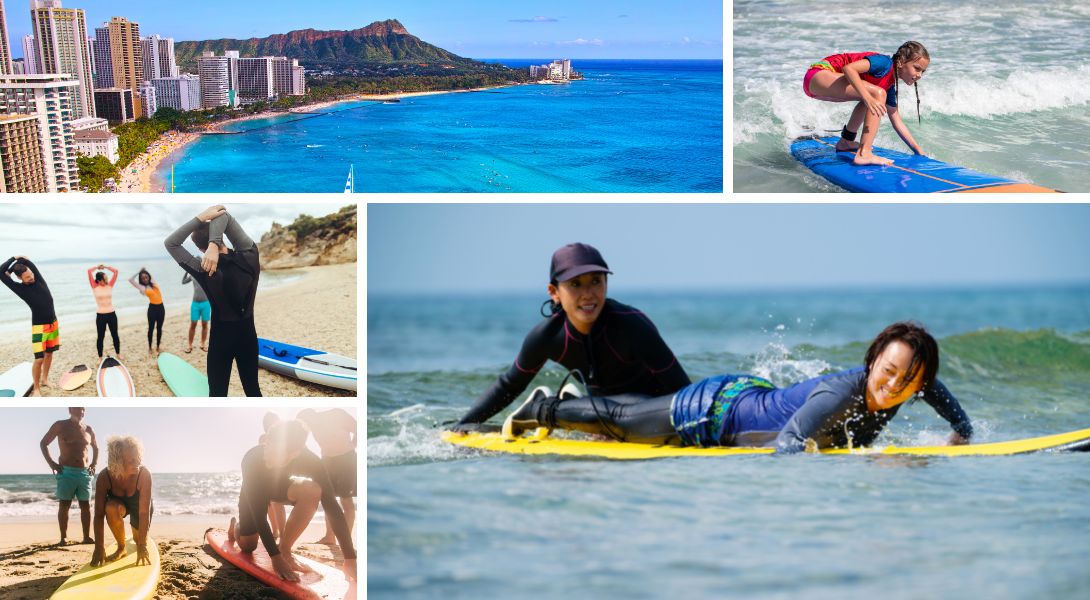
left=448, top=421, right=482, bottom=434
left=135, top=544, right=151, bottom=566
left=202, top=245, right=220, bottom=276
left=271, top=553, right=301, bottom=582
left=197, top=205, right=227, bottom=222
left=343, top=558, right=357, bottom=581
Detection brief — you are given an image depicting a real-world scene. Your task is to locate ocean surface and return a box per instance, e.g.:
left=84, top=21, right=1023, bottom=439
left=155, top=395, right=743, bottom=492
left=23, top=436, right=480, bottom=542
left=0, top=257, right=299, bottom=334
left=733, top=0, right=1090, bottom=192
left=368, top=286, right=1090, bottom=598
left=156, top=59, right=723, bottom=193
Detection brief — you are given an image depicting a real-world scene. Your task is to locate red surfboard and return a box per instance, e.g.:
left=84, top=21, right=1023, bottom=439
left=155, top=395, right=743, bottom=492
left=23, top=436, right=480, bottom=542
left=204, top=528, right=354, bottom=600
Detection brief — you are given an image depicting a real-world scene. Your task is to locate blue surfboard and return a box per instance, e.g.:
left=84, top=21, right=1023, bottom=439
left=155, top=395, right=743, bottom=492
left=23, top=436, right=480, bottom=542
left=790, top=136, right=1059, bottom=193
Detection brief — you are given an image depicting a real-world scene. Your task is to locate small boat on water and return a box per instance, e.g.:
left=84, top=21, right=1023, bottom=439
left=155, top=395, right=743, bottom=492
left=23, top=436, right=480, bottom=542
left=344, top=164, right=354, bottom=193
left=383, top=98, right=401, bottom=104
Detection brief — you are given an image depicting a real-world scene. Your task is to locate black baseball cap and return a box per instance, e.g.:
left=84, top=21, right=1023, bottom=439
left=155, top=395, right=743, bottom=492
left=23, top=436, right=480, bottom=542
left=550, top=243, right=612, bottom=283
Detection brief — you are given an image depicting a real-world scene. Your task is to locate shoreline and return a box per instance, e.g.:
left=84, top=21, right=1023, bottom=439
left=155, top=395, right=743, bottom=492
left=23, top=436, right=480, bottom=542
left=124, top=83, right=523, bottom=192
left=0, top=515, right=355, bottom=599
left=0, top=262, right=356, bottom=397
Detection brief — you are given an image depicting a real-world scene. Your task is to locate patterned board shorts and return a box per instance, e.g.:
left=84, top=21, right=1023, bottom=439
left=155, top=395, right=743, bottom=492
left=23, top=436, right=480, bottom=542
left=32, top=320, right=60, bottom=358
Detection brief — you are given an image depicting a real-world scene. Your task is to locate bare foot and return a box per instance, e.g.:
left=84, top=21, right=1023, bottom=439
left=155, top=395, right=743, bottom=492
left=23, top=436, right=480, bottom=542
left=853, top=153, right=893, bottom=166
left=40, top=381, right=51, bottom=388
left=835, top=139, right=860, bottom=152
left=107, top=546, right=126, bottom=563
left=314, top=535, right=337, bottom=544
left=54, top=538, right=68, bottom=546
left=80, top=537, right=95, bottom=544
left=228, top=517, right=238, bottom=544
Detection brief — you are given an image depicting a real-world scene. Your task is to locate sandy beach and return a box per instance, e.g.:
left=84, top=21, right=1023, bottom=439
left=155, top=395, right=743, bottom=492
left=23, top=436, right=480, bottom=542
left=116, top=131, right=200, bottom=194
left=0, top=262, right=356, bottom=398
left=0, top=516, right=356, bottom=599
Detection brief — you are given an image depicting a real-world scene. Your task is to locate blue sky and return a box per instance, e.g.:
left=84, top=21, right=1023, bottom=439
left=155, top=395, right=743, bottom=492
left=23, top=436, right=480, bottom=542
left=368, top=204, right=1090, bottom=294
left=6, top=0, right=722, bottom=60
left=0, top=408, right=355, bottom=474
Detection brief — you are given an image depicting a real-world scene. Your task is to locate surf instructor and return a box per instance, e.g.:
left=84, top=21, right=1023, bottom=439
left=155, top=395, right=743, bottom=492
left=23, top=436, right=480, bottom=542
left=227, top=419, right=357, bottom=582
left=164, top=205, right=262, bottom=396
left=40, top=408, right=98, bottom=546
left=452, top=243, right=690, bottom=431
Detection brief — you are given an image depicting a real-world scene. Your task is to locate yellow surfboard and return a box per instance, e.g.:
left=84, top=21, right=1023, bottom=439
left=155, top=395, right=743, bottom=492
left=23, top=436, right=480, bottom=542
left=442, top=427, right=1090, bottom=460
left=50, top=537, right=160, bottom=600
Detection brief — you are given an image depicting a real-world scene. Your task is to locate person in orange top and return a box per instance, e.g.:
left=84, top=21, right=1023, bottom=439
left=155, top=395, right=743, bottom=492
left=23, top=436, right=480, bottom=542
left=88, top=264, right=122, bottom=360
left=129, top=268, right=165, bottom=357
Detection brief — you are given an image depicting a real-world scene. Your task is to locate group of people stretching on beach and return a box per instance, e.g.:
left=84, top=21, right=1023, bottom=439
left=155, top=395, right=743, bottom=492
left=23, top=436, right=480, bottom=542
left=3, top=205, right=263, bottom=396
left=39, top=407, right=357, bottom=582
left=451, top=243, right=975, bottom=452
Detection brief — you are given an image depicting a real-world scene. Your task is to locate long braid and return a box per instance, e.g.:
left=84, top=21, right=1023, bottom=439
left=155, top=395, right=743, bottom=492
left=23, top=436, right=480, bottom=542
left=894, top=41, right=928, bottom=124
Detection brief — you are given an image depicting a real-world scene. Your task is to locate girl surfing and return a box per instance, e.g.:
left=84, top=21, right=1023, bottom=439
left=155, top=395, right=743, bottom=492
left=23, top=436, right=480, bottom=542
left=803, top=41, right=930, bottom=166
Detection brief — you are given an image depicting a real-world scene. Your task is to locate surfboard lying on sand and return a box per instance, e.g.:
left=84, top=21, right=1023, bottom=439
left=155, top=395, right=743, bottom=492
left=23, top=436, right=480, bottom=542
left=97, top=356, right=135, bottom=397
left=204, top=528, right=354, bottom=600
left=790, top=136, right=1060, bottom=193
left=50, top=537, right=160, bottom=600
left=257, top=338, right=357, bottom=392
left=157, top=352, right=209, bottom=397
left=442, top=427, right=1090, bottom=460
left=0, top=361, right=34, bottom=397
left=59, top=364, right=92, bottom=391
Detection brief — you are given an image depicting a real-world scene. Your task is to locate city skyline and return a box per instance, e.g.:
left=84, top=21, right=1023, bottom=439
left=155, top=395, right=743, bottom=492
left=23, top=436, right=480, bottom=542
left=5, top=1, right=721, bottom=61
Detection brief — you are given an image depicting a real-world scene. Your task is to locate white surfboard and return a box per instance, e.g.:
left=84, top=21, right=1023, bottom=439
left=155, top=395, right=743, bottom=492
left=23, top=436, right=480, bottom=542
left=96, top=356, right=136, bottom=397
left=0, top=362, right=34, bottom=397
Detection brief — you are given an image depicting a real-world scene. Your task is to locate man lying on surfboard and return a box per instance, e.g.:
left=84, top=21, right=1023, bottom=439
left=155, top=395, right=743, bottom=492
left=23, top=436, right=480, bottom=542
left=227, top=419, right=357, bottom=582
left=501, top=322, right=973, bottom=453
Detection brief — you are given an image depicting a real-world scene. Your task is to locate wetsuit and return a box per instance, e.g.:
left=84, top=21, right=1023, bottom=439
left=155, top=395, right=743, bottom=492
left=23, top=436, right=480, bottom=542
left=539, top=368, right=972, bottom=453
left=456, top=298, right=690, bottom=426
left=89, top=267, right=121, bottom=357
left=165, top=214, right=261, bottom=396
left=102, top=466, right=153, bottom=530
left=236, top=445, right=356, bottom=560
left=2, top=257, right=60, bottom=358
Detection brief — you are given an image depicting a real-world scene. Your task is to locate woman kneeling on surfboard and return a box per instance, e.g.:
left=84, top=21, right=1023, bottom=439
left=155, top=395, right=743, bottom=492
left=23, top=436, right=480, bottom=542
left=91, top=436, right=154, bottom=567
left=504, top=322, right=973, bottom=453
left=804, top=42, right=929, bottom=166
left=451, top=243, right=691, bottom=432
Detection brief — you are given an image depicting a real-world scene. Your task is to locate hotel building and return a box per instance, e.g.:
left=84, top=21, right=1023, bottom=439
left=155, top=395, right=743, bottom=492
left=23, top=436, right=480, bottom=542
left=0, top=73, right=80, bottom=192
left=0, top=0, right=12, bottom=74
left=93, top=87, right=134, bottom=123
left=20, top=36, right=38, bottom=74
left=73, top=128, right=118, bottom=163
left=151, top=74, right=200, bottom=111
left=0, top=114, right=47, bottom=192
left=30, top=0, right=95, bottom=119
left=106, top=17, right=142, bottom=116
left=92, top=26, right=113, bottom=87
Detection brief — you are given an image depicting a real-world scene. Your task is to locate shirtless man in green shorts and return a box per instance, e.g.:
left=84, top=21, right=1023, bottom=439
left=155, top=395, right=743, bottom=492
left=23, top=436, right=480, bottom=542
left=40, top=408, right=99, bottom=545
left=297, top=409, right=357, bottom=544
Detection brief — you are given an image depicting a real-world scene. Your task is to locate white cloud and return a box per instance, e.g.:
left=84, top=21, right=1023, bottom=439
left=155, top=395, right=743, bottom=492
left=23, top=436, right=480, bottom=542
left=557, top=38, right=604, bottom=47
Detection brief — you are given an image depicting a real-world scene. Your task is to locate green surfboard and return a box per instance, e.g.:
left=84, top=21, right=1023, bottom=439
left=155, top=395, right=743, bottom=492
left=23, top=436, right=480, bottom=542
left=157, top=353, right=209, bottom=397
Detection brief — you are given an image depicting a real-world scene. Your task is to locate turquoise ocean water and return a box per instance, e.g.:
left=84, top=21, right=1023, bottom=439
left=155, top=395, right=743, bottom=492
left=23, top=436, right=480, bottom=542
left=734, top=0, right=1090, bottom=192
left=155, top=60, right=723, bottom=193
left=368, top=287, right=1090, bottom=598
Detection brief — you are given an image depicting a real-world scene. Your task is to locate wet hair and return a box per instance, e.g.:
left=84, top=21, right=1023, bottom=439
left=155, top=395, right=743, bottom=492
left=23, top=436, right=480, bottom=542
left=106, top=435, right=144, bottom=477
left=94, top=271, right=106, bottom=284
left=864, top=321, right=940, bottom=395
left=893, top=41, right=929, bottom=124
left=190, top=228, right=210, bottom=252
left=266, top=419, right=309, bottom=453
left=138, top=268, right=155, bottom=287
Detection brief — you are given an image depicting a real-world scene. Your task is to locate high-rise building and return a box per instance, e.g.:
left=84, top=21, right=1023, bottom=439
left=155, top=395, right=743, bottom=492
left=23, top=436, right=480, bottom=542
left=106, top=17, right=142, bottom=116
left=137, top=81, right=155, bottom=117
left=292, top=61, right=305, bottom=95
left=151, top=74, right=200, bottom=111
left=10, top=59, right=22, bottom=73
left=141, top=34, right=177, bottom=80
left=269, top=57, right=304, bottom=97
left=20, top=36, right=37, bottom=74
left=197, top=51, right=237, bottom=108
left=237, top=57, right=275, bottom=104
left=92, top=26, right=113, bottom=88
left=0, top=73, right=81, bottom=192
left=0, top=114, right=47, bottom=192
left=93, top=87, right=134, bottom=123
left=140, top=35, right=158, bottom=83
left=0, top=0, right=13, bottom=75
left=30, top=0, right=95, bottom=119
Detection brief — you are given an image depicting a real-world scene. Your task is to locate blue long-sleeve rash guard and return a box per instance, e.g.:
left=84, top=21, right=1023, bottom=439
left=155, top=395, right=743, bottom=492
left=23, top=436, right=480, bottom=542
left=673, top=368, right=973, bottom=453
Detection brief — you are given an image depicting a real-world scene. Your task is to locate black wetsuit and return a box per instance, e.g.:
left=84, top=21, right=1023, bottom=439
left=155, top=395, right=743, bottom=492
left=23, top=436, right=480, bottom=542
left=164, top=214, right=261, bottom=396
left=456, top=298, right=690, bottom=426
left=237, top=445, right=356, bottom=560
left=1, top=257, right=56, bottom=325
